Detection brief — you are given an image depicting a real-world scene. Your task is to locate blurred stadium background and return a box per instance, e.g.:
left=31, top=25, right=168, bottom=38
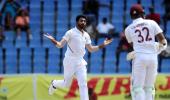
left=0, top=0, right=170, bottom=100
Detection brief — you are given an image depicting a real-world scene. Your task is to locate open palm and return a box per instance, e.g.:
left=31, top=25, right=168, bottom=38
left=104, top=38, right=113, bottom=46
left=44, top=33, right=54, bottom=40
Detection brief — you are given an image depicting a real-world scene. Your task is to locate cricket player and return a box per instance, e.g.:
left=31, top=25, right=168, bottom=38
left=125, top=4, right=167, bottom=100
left=44, top=15, right=112, bottom=100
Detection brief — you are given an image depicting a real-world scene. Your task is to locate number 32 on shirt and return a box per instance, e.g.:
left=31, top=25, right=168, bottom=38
left=135, top=27, right=152, bottom=43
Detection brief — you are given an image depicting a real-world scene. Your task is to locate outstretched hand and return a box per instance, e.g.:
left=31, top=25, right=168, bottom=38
left=43, top=33, right=55, bottom=40
left=103, top=38, right=113, bottom=46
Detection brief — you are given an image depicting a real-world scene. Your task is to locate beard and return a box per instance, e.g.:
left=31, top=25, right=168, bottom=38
left=78, top=24, right=86, bottom=29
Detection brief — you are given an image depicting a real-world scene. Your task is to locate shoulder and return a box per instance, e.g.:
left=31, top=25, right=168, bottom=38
left=69, top=28, right=75, bottom=32
left=66, top=28, right=74, bottom=34
left=145, top=19, right=159, bottom=27
left=144, top=19, right=156, bottom=24
left=137, top=19, right=157, bottom=27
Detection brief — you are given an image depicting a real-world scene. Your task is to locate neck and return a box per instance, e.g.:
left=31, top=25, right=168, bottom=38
left=76, top=26, right=84, bottom=33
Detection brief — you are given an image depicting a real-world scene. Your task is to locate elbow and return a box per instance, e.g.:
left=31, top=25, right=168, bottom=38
left=89, top=50, right=93, bottom=53
left=56, top=45, right=63, bottom=48
left=55, top=42, right=64, bottom=48
left=88, top=49, right=94, bottom=53
left=58, top=46, right=63, bottom=48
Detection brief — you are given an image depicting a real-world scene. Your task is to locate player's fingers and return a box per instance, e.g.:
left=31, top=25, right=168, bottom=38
left=104, top=39, right=112, bottom=45
left=109, top=39, right=113, bottom=42
left=46, top=33, right=50, bottom=36
left=107, top=38, right=113, bottom=41
left=106, top=39, right=113, bottom=43
left=43, top=34, right=49, bottom=38
left=44, top=33, right=50, bottom=36
left=43, top=34, right=47, bottom=37
left=126, top=51, right=135, bottom=61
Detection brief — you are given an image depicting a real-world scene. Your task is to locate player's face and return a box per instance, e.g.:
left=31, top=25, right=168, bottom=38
left=77, top=18, right=87, bottom=29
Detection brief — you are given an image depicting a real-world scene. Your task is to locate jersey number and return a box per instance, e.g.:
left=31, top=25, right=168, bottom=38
left=135, top=27, right=152, bottom=43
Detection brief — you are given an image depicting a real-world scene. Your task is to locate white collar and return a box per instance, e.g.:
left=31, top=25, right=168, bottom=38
left=75, top=27, right=85, bottom=35
left=133, top=18, right=143, bottom=23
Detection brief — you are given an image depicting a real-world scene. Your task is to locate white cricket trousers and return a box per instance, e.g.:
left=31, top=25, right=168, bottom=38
left=131, top=53, right=158, bottom=100
left=53, top=56, right=89, bottom=100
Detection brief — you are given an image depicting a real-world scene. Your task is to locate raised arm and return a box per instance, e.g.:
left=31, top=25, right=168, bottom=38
left=86, top=38, right=113, bottom=52
left=44, top=33, right=67, bottom=48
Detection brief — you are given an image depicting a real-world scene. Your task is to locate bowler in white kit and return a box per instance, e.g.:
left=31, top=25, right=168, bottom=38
left=125, top=4, right=168, bottom=100
left=44, top=15, right=112, bottom=100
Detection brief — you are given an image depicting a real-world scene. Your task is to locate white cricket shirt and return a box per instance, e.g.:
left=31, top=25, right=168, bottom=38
left=63, top=27, right=91, bottom=58
left=125, top=18, right=163, bottom=53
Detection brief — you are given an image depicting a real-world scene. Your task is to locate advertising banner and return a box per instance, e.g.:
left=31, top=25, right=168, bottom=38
left=0, top=75, right=33, bottom=100
left=0, top=74, right=170, bottom=100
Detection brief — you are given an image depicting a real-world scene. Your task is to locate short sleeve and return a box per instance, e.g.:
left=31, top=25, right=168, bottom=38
left=63, top=31, right=71, bottom=41
left=125, top=28, right=132, bottom=43
left=152, top=21, right=163, bottom=35
left=85, top=33, right=91, bottom=44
